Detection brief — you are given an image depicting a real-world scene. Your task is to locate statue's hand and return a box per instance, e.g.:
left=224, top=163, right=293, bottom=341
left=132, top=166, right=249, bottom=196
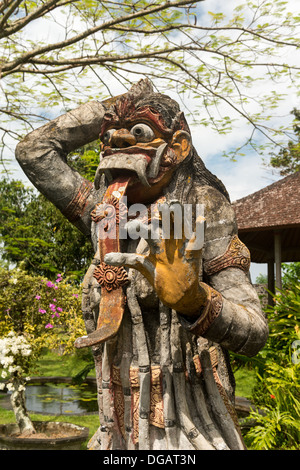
left=104, top=201, right=208, bottom=316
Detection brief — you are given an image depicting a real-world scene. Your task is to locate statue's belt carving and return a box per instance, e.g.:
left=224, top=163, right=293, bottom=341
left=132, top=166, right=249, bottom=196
left=111, top=347, right=240, bottom=443
left=204, top=235, right=250, bottom=276
left=111, top=347, right=220, bottom=444
left=111, top=365, right=164, bottom=444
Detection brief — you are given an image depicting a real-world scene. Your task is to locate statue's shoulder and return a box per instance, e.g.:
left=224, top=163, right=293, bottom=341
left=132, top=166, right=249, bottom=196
left=194, top=184, right=235, bottom=221
left=193, top=185, right=238, bottom=257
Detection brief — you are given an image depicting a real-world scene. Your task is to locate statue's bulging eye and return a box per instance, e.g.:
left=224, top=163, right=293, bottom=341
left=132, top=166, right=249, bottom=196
left=102, top=129, right=116, bottom=145
left=130, top=124, right=155, bottom=143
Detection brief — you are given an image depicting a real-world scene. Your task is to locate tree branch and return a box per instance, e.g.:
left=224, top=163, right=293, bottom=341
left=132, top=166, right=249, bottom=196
left=0, top=108, right=46, bottom=127
left=0, top=0, right=23, bottom=29
left=107, top=23, right=300, bottom=49
left=0, top=0, right=298, bottom=159
left=154, top=54, right=281, bottom=146
left=1, top=45, right=186, bottom=77
left=0, top=0, right=76, bottom=38
left=1, top=0, right=202, bottom=72
left=6, top=43, right=298, bottom=78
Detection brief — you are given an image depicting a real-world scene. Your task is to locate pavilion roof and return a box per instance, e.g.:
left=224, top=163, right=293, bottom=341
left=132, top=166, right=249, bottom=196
left=233, top=171, right=300, bottom=232
left=232, top=171, right=300, bottom=263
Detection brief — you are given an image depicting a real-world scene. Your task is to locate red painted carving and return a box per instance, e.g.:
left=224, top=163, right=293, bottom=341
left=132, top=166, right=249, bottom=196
left=93, top=262, right=128, bottom=292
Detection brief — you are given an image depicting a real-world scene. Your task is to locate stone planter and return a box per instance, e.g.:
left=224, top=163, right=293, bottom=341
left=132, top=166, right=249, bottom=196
left=0, top=421, right=89, bottom=450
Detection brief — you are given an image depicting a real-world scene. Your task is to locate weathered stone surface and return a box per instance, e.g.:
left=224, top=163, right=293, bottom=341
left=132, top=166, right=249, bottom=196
left=15, top=79, right=268, bottom=450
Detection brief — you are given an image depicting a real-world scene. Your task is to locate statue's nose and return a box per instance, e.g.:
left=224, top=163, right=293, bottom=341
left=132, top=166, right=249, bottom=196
left=110, top=129, right=136, bottom=148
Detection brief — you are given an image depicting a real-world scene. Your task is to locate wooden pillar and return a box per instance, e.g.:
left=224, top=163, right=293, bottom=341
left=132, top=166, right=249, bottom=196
left=274, top=231, right=282, bottom=291
left=267, top=260, right=275, bottom=306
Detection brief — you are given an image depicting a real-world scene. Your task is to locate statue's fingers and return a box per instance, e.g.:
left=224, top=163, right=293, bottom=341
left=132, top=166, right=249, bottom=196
left=185, top=215, right=205, bottom=255
left=104, top=252, right=155, bottom=280
left=169, top=199, right=183, bottom=212
left=157, top=199, right=184, bottom=240
left=125, top=219, right=162, bottom=253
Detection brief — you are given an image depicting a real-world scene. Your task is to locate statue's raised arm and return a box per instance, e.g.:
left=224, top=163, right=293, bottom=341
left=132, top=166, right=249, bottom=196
left=15, top=98, right=114, bottom=236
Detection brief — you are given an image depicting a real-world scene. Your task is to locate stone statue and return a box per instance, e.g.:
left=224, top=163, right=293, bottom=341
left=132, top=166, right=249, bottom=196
left=16, top=79, right=268, bottom=450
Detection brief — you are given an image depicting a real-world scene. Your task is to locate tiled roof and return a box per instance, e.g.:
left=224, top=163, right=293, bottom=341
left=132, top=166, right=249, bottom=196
left=233, top=171, right=300, bottom=231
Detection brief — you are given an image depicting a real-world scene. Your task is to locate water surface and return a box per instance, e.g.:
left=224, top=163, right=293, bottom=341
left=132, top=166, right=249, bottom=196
left=25, top=382, right=98, bottom=415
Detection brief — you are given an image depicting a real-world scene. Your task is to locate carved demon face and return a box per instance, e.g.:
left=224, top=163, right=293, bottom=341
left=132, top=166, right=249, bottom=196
left=94, top=93, right=192, bottom=204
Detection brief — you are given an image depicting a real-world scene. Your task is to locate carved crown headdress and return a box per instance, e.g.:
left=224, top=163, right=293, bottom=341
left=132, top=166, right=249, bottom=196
left=102, top=78, right=190, bottom=137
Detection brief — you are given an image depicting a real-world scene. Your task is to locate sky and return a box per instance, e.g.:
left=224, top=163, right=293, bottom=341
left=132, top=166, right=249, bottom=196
left=3, top=0, right=300, bottom=282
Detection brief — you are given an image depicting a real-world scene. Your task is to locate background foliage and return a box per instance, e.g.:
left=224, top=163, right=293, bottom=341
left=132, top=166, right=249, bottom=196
left=267, top=108, right=300, bottom=176
left=0, top=266, right=84, bottom=356
left=0, top=178, right=93, bottom=281
left=0, top=141, right=100, bottom=281
left=243, top=262, right=300, bottom=450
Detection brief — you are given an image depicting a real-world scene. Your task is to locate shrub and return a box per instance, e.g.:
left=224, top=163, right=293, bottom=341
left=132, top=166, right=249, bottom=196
left=0, top=266, right=85, bottom=434
left=265, top=282, right=300, bottom=361
left=245, top=359, right=300, bottom=450
left=244, top=263, right=300, bottom=449
left=0, top=266, right=84, bottom=354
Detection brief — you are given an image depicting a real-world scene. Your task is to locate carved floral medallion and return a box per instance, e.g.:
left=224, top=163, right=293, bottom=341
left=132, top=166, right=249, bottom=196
left=93, top=262, right=128, bottom=292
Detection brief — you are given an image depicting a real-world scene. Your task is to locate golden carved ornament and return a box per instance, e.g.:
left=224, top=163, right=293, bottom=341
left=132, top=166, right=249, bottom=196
left=204, top=235, right=250, bottom=276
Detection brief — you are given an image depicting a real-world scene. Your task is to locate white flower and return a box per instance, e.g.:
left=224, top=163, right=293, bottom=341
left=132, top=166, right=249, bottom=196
left=8, top=365, right=22, bottom=373
left=21, top=349, right=32, bottom=356
left=1, top=356, right=14, bottom=368
left=6, top=383, right=15, bottom=392
left=11, top=345, right=19, bottom=355
left=0, top=332, right=33, bottom=381
left=1, top=371, right=7, bottom=378
left=0, top=383, right=5, bottom=391
left=18, top=385, right=25, bottom=392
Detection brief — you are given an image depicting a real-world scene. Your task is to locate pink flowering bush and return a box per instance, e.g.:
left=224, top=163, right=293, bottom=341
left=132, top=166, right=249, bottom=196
left=0, top=266, right=85, bottom=355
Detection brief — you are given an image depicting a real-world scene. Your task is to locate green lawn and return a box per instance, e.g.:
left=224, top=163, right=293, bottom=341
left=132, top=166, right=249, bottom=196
left=234, top=367, right=256, bottom=398
left=33, top=348, right=96, bottom=378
